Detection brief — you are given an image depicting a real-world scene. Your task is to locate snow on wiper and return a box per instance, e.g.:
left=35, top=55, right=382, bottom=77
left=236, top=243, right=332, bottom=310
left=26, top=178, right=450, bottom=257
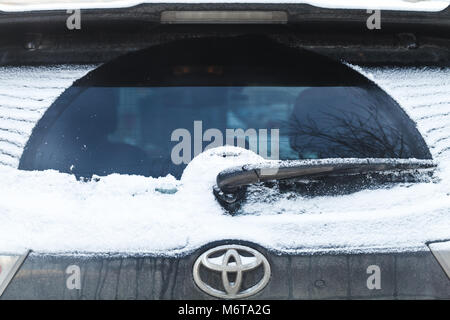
left=216, top=158, right=436, bottom=194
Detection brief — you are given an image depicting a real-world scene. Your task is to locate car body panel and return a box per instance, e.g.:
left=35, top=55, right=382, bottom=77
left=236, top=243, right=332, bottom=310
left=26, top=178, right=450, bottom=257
left=0, top=4, right=449, bottom=65
left=2, top=243, right=450, bottom=300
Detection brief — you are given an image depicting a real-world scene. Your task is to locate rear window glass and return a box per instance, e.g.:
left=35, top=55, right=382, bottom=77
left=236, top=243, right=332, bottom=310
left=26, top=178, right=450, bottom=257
left=20, top=36, right=431, bottom=179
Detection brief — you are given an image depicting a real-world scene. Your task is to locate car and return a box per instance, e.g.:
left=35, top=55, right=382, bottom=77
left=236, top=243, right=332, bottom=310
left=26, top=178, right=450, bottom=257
left=0, top=1, right=449, bottom=300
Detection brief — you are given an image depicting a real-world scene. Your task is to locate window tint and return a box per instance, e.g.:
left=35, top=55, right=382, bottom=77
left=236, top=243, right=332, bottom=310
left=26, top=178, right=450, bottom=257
left=20, top=36, right=431, bottom=179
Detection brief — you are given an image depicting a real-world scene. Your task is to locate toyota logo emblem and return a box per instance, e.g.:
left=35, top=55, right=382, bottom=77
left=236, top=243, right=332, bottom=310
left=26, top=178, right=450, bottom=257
left=193, top=244, right=271, bottom=299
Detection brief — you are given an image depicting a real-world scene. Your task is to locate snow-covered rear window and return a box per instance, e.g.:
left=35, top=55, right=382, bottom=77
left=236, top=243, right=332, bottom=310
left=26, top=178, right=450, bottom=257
left=19, top=36, right=431, bottom=179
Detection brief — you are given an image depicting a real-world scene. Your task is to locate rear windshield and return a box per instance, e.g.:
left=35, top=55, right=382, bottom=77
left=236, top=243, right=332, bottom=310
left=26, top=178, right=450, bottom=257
left=20, top=37, right=431, bottom=179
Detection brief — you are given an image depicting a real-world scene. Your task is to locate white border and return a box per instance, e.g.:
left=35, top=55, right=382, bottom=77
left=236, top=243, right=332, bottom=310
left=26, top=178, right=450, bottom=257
left=0, top=0, right=448, bottom=13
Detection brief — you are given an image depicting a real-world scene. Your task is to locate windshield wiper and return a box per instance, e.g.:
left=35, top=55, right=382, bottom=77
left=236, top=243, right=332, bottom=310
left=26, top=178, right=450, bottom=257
left=216, top=158, right=435, bottom=193
left=213, top=158, right=436, bottom=212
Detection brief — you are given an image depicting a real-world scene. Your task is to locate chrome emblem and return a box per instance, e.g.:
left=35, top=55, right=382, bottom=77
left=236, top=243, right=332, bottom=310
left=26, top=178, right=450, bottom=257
left=193, top=244, right=271, bottom=299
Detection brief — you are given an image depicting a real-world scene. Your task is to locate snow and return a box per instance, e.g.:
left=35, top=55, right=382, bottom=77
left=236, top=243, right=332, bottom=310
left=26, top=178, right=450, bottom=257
left=0, top=65, right=93, bottom=167
left=0, top=0, right=448, bottom=12
left=242, top=157, right=436, bottom=170
left=0, top=66, right=449, bottom=256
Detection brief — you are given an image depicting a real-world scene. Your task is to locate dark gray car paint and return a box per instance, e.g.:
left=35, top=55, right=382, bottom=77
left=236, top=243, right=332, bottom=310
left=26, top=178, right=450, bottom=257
left=0, top=3, right=449, bottom=66
left=2, top=242, right=449, bottom=300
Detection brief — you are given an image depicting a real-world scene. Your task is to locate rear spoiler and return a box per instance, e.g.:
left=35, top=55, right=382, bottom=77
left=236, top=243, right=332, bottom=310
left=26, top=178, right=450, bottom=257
left=0, top=2, right=449, bottom=65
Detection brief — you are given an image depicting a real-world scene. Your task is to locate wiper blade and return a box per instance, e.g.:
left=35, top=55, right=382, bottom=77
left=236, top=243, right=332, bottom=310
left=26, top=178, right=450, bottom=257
left=216, top=158, right=436, bottom=194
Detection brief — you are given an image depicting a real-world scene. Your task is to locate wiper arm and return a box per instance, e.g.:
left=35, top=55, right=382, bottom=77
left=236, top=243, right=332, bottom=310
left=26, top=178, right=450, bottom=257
left=216, top=158, right=436, bottom=194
